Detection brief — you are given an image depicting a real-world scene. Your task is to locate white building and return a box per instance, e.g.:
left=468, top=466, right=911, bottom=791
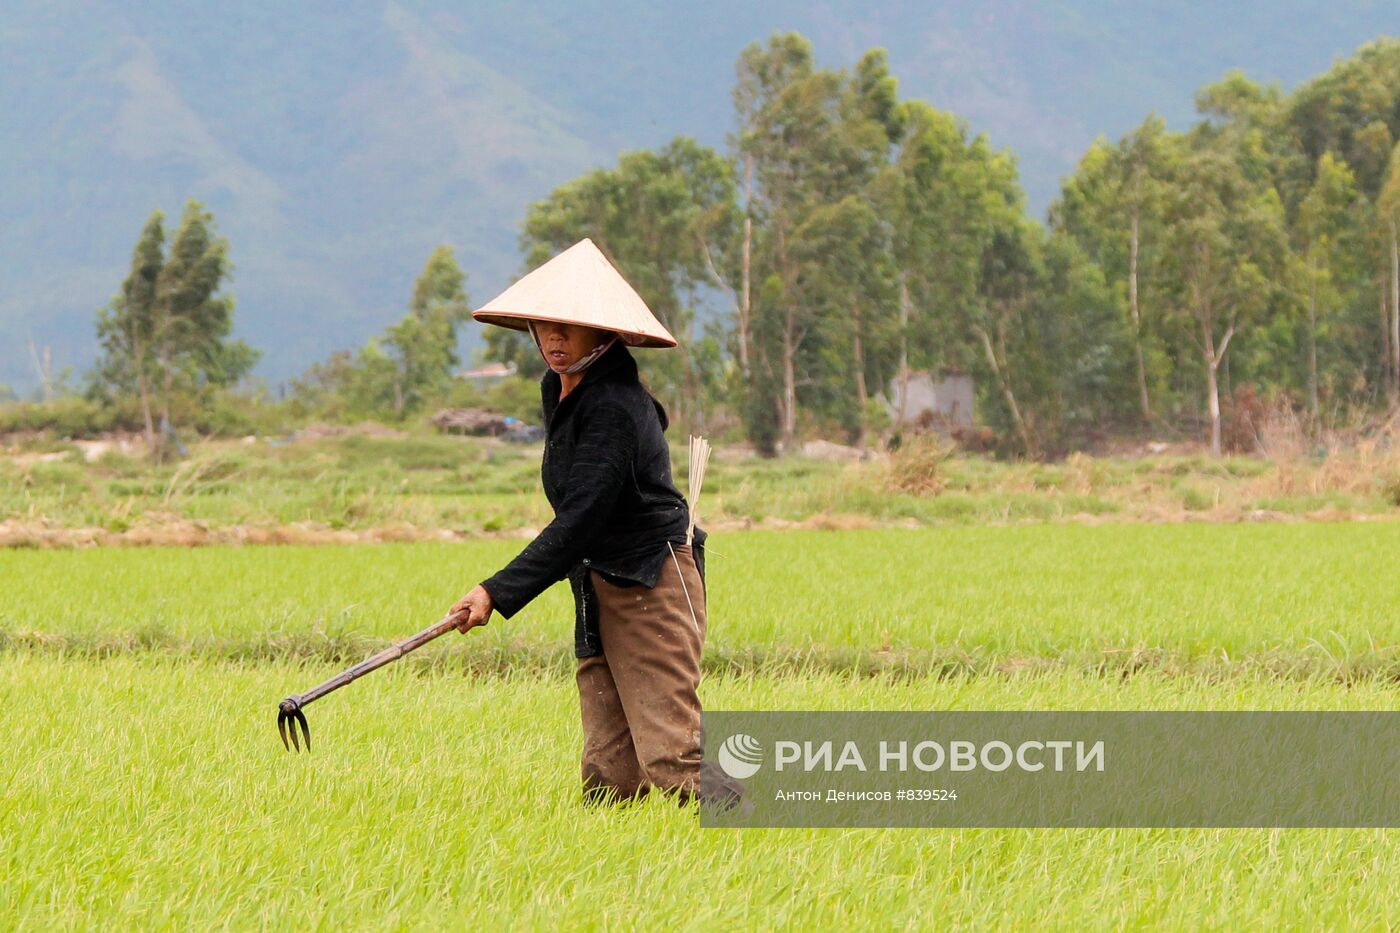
left=885, top=369, right=974, bottom=430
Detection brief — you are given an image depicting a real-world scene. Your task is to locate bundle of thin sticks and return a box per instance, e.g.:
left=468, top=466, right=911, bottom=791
left=686, top=434, right=711, bottom=546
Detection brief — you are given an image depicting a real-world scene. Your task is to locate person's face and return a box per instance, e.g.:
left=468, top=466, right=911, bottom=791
left=533, top=321, right=610, bottom=371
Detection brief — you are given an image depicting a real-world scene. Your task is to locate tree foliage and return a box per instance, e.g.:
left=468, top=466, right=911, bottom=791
left=507, top=136, right=739, bottom=429
left=291, top=246, right=470, bottom=421
left=78, top=34, right=1400, bottom=460
left=93, top=200, right=257, bottom=453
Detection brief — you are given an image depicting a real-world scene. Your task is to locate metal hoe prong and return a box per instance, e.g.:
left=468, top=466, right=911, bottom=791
left=278, top=696, right=311, bottom=752
left=275, top=609, right=469, bottom=752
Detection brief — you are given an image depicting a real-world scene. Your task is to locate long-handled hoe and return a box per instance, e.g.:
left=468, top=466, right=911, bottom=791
left=280, top=435, right=715, bottom=752
left=276, top=610, right=468, bottom=751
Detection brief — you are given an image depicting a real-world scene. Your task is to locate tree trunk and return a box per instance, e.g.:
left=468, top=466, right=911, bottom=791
left=1383, top=221, right=1394, bottom=406
left=27, top=341, right=54, bottom=403
left=774, top=221, right=799, bottom=455
left=1380, top=284, right=1391, bottom=400
left=1205, top=354, right=1222, bottom=458
left=975, top=323, right=1032, bottom=457
left=852, top=300, right=868, bottom=451
left=738, top=155, right=753, bottom=382
left=160, top=362, right=172, bottom=428
left=137, top=368, right=156, bottom=451
left=1222, top=346, right=1231, bottom=401
left=772, top=384, right=784, bottom=448
left=1306, top=262, right=1319, bottom=421
left=158, top=354, right=174, bottom=461
left=897, top=275, right=912, bottom=430
left=1128, top=208, right=1151, bottom=423
left=124, top=326, right=157, bottom=450
left=1201, top=318, right=1223, bottom=458
left=780, top=316, right=797, bottom=453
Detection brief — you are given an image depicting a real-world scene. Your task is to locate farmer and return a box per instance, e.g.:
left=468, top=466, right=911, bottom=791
left=448, top=238, right=738, bottom=809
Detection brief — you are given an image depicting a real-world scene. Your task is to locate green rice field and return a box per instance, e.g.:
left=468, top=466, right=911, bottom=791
left=5, top=523, right=1400, bottom=670
left=4, top=523, right=1400, bottom=929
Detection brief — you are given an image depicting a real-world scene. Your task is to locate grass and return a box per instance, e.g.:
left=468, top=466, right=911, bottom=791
left=4, top=655, right=1399, bottom=930
left=0, top=434, right=554, bottom=540
left=6, top=430, right=1400, bottom=545
left=5, top=524, right=1400, bottom=669
left=8, top=433, right=1400, bottom=928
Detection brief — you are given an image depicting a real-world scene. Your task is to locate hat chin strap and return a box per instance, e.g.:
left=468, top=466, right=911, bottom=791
left=528, top=321, right=620, bottom=375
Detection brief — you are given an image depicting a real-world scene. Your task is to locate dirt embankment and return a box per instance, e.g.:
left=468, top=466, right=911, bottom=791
left=4, top=507, right=1395, bottom=550
left=0, top=517, right=497, bottom=549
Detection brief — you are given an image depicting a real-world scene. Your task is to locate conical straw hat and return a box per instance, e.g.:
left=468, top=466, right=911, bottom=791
left=472, top=238, right=677, bottom=348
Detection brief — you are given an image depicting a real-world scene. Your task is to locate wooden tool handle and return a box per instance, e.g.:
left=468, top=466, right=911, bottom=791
left=294, top=611, right=467, bottom=708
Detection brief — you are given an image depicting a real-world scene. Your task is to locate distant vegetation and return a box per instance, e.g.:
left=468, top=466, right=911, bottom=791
left=6, top=425, right=1400, bottom=547
left=9, top=33, right=1400, bottom=463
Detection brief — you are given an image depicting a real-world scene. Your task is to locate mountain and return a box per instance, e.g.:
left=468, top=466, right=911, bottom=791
left=2, top=0, right=1397, bottom=394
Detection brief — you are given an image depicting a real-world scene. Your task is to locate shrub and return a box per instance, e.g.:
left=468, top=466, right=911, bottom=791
left=0, top=398, right=118, bottom=437
left=1179, top=484, right=1214, bottom=512
left=483, top=376, right=544, bottom=423
left=192, top=391, right=297, bottom=437
left=1382, top=472, right=1400, bottom=508
left=886, top=433, right=953, bottom=496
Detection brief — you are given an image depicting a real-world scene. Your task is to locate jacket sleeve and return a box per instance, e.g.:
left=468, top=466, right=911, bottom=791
left=478, top=401, right=637, bottom=619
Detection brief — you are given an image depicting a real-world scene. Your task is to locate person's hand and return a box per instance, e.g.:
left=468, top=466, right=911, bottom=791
left=450, top=584, right=494, bottom=633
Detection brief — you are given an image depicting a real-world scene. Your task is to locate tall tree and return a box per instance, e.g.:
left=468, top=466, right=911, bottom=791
left=795, top=55, right=903, bottom=450
left=972, top=214, right=1042, bottom=457
left=737, top=34, right=870, bottom=452
left=1294, top=152, right=1362, bottom=419
left=96, top=210, right=165, bottom=447
left=295, top=247, right=470, bottom=421
left=1026, top=230, right=1135, bottom=450
left=384, top=245, right=471, bottom=416
left=1377, top=144, right=1400, bottom=405
left=735, top=36, right=911, bottom=452
left=1054, top=115, right=1176, bottom=424
left=732, top=33, right=815, bottom=448
left=878, top=101, right=995, bottom=429
left=1159, top=133, right=1287, bottom=456
left=94, top=200, right=255, bottom=453
left=150, top=201, right=250, bottom=440
left=791, top=194, right=897, bottom=449
left=1288, top=39, right=1400, bottom=198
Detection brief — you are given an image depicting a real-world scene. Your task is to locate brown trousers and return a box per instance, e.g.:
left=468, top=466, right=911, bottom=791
left=577, top=542, right=707, bottom=803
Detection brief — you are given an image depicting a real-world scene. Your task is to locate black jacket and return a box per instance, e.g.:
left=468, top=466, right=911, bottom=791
left=478, top=339, right=706, bottom=657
